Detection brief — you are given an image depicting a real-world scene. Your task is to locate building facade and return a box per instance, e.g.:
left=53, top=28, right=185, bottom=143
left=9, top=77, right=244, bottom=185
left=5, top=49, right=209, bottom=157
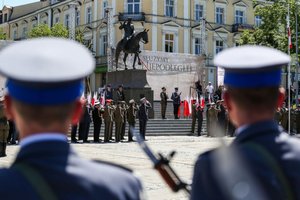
left=0, top=0, right=260, bottom=96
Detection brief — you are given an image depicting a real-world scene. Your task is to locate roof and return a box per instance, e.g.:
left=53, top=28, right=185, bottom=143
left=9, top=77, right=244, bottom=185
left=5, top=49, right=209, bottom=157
left=10, top=2, right=48, bottom=21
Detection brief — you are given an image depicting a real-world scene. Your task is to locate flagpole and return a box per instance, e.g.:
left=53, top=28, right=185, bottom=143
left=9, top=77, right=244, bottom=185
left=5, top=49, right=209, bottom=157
left=287, top=2, right=291, bottom=135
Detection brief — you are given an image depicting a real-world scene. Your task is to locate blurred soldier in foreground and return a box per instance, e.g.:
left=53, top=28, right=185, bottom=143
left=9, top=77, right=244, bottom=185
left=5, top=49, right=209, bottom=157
left=0, top=97, right=8, bottom=157
left=0, top=38, right=143, bottom=199
left=191, top=46, right=300, bottom=200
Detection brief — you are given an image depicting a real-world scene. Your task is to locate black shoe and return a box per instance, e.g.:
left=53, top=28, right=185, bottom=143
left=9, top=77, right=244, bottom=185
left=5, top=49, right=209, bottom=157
left=71, top=139, right=79, bottom=143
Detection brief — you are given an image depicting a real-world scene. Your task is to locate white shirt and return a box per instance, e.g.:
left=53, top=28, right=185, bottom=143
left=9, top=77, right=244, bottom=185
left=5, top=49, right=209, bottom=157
left=206, top=85, right=214, bottom=94
left=20, top=133, right=68, bottom=149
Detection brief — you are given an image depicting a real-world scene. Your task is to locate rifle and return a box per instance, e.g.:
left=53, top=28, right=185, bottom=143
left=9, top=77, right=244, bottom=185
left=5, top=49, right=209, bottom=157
left=131, top=127, right=191, bottom=196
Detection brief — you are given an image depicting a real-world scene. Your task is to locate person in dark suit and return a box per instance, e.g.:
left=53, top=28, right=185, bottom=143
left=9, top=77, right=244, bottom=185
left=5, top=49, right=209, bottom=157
left=0, top=38, right=143, bottom=199
left=171, top=87, right=181, bottom=119
left=78, top=100, right=91, bottom=143
left=160, top=87, right=168, bottom=119
left=138, top=97, right=152, bottom=140
left=116, top=85, right=125, bottom=102
left=92, top=101, right=103, bottom=143
left=191, top=45, right=300, bottom=200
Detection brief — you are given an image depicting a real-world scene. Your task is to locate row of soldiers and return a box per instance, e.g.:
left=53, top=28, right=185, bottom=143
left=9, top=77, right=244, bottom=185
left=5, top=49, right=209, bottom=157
left=191, top=99, right=235, bottom=137
left=275, top=103, right=300, bottom=134
left=101, top=99, right=139, bottom=142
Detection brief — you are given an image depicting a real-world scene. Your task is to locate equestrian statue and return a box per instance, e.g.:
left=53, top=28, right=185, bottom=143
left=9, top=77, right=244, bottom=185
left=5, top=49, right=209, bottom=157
left=115, top=18, right=149, bottom=70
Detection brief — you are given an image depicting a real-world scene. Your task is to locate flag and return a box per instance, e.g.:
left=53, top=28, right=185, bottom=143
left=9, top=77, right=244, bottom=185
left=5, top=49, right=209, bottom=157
left=287, top=14, right=292, bottom=49
left=91, top=92, right=97, bottom=106
left=87, top=92, right=91, bottom=105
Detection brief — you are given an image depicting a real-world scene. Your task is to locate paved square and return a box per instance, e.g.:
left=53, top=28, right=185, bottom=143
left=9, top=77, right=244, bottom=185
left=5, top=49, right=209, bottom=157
left=0, top=136, right=234, bottom=200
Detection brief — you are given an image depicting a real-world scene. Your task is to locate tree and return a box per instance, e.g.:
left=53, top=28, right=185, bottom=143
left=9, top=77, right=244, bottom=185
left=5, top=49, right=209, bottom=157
left=239, top=0, right=299, bottom=54
left=0, top=28, right=7, bottom=40
left=51, top=23, right=69, bottom=38
left=28, top=24, right=52, bottom=38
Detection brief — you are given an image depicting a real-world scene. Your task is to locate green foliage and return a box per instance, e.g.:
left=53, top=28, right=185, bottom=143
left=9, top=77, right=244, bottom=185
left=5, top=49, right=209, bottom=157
left=28, top=24, right=51, bottom=38
left=51, top=24, right=69, bottom=38
left=0, top=28, right=7, bottom=40
left=239, top=0, right=300, bottom=54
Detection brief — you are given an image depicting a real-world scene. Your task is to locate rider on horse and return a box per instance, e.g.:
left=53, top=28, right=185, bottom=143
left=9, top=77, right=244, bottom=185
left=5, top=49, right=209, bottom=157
left=119, top=18, right=135, bottom=50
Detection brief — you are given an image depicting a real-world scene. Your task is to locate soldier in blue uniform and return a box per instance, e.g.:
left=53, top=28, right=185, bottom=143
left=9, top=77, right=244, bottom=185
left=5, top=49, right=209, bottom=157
left=191, top=45, right=300, bottom=200
left=0, top=38, right=144, bottom=199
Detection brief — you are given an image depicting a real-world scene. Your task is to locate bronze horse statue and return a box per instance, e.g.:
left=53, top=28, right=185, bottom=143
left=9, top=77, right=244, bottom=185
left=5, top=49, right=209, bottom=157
left=115, top=29, right=149, bottom=70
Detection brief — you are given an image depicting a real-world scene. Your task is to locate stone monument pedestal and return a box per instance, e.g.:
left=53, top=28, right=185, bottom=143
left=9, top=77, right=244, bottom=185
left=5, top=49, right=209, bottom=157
left=107, top=69, right=154, bottom=118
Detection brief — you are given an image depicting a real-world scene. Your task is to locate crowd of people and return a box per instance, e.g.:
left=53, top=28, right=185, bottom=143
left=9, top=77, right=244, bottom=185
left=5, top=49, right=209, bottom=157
left=71, top=84, right=152, bottom=144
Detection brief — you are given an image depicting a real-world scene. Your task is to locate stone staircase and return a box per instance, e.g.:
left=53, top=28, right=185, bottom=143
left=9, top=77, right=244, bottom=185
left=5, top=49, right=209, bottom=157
left=69, top=101, right=207, bottom=137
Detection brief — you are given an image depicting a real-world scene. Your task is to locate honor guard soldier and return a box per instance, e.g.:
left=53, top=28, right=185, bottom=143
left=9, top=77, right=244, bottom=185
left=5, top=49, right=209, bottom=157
left=114, top=101, right=124, bottom=142
left=127, top=99, right=139, bottom=141
left=0, top=96, right=9, bottom=157
left=196, top=101, right=204, bottom=136
left=160, top=87, right=168, bottom=119
left=0, top=38, right=144, bottom=199
left=190, top=99, right=197, bottom=134
left=121, top=101, right=128, bottom=140
left=206, top=103, right=220, bottom=137
left=92, top=101, right=103, bottom=143
left=191, top=45, right=300, bottom=200
left=103, top=99, right=115, bottom=142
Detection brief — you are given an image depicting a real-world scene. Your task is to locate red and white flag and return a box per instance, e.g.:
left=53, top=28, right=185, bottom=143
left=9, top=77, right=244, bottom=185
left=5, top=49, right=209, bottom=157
left=287, top=15, right=292, bottom=49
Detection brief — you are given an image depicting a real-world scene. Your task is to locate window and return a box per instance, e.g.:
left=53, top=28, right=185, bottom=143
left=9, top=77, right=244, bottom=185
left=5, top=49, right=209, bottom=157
left=127, top=0, right=140, bottom=14
left=235, top=10, right=244, bottom=24
left=4, top=13, right=7, bottom=22
left=32, top=21, right=37, bottom=28
left=43, top=20, right=47, bottom=24
left=216, top=7, right=224, bottom=24
left=166, top=0, right=174, bottom=17
left=64, top=14, right=70, bottom=28
left=195, top=4, right=203, bottom=21
left=22, top=27, right=27, bottom=38
left=165, top=33, right=174, bottom=52
left=216, top=40, right=224, bottom=54
left=255, top=15, right=262, bottom=27
left=76, top=10, right=80, bottom=26
left=13, top=29, right=17, bottom=40
left=102, top=35, right=107, bottom=55
left=54, top=16, right=59, bottom=24
left=195, top=38, right=202, bottom=55
left=103, top=1, right=108, bottom=18
left=86, top=7, right=92, bottom=23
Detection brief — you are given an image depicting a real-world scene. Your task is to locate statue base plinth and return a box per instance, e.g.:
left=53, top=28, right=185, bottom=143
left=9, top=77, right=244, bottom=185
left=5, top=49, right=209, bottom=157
left=107, top=69, right=154, bottom=118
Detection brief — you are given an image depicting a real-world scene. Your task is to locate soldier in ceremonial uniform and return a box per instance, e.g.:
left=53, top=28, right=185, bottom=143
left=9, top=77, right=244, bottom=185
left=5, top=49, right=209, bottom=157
left=280, top=102, right=288, bottom=131
left=114, top=101, right=124, bottom=142
left=190, top=99, right=197, bottom=134
left=92, top=101, right=103, bottom=143
left=160, top=87, right=168, bottom=119
left=103, top=99, right=115, bottom=142
left=0, top=97, right=9, bottom=157
left=196, top=101, right=204, bottom=136
left=138, top=97, right=152, bottom=140
left=127, top=99, right=138, bottom=141
left=191, top=45, right=300, bottom=200
left=121, top=101, right=128, bottom=140
left=206, top=103, right=220, bottom=137
left=0, top=38, right=143, bottom=199
left=171, top=87, right=181, bottom=119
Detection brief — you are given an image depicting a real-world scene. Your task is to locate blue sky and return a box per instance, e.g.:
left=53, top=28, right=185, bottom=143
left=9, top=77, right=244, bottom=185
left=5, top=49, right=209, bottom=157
left=3, top=0, right=39, bottom=7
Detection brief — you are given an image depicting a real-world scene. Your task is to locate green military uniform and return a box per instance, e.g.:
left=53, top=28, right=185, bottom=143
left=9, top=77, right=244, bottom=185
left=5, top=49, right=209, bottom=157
left=103, top=103, right=115, bottom=142
left=127, top=100, right=138, bottom=141
left=0, top=102, right=9, bottom=157
left=114, top=103, right=124, bottom=142
left=121, top=102, right=128, bottom=140
left=207, top=104, right=219, bottom=137
left=160, top=88, right=168, bottom=119
left=191, top=104, right=197, bottom=134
